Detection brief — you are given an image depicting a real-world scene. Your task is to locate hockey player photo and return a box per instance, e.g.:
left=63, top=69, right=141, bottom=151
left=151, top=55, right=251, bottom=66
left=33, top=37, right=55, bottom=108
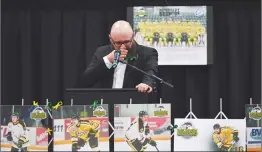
left=52, top=105, right=109, bottom=151
left=212, top=124, right=241, bottom=151
left=114, top=104, right=171, bottom=151
left=245, top=104, right=261, bottom=127
left=4, top=112, right=29, bottom=152
left=68, top=113, right=100, bottom=151
left=173, top=119, right=246, bottom=151
left=1, top=105, right=49, bottom=151
left=245, top=104, right=261, bottom=151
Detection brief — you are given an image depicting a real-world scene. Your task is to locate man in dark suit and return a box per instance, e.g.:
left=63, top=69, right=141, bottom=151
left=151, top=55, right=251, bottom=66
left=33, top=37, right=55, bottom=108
left=76, top=20, right=158, bottom=93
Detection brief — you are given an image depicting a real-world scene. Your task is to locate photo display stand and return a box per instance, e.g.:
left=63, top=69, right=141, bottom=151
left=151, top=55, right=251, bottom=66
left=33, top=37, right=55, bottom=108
left=157, top=98, right=162, bottom=152
left=214, top=98, right=228, bottom=119
left=18, top=96, right=255, bottom=151
left=244, top=98, right=253, bottom=119
left=172, top=98, right=198, bottom=139
left=21, top=98, right=24, bottom=106
left=45, top=99, right=53, bottom=152
left=172, top=98, right=199, bottom=151
left=245, top=101, right=261, bottom=152
left=185, top=98, right=197, bottom=119
left=155, top=98, right=175, bottom=152
left=6, top=96, right=254, bottom=151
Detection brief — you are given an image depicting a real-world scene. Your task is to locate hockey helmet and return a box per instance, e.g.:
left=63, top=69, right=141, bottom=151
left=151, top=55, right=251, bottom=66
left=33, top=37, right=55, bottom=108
left=139, top=111, right=148, bottom=117
left=11, top=112, right=20, bottom=117
left=213, top=123, right=220, bottom=130
left=71, top=113, right=80, bottom=120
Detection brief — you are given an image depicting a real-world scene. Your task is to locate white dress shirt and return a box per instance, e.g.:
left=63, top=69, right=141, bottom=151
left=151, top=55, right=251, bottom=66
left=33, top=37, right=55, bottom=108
left=103, top=57, right=127, bottom=88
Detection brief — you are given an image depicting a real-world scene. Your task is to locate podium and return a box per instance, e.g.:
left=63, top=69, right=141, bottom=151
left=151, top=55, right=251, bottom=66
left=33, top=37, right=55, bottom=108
left=64, top=88, right=149, bottom=151
left=64, top=88, right=148, bottom=104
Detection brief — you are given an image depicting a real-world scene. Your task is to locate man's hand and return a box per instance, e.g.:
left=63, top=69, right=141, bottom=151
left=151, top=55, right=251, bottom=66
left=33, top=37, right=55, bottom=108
left=105, top=49, right=128, bottom=63
left=136, top=83, right=152, bottom=93
left=119, top=49, right=128, bottom=61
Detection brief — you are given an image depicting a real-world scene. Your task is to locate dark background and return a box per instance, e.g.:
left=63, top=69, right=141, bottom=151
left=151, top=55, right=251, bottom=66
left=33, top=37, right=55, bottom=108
left=2, top=0, right=261, bottom=119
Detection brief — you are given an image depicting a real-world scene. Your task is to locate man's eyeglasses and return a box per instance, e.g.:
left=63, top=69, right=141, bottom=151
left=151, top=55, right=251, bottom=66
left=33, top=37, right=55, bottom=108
left=110, top=35, right=134, bottom=47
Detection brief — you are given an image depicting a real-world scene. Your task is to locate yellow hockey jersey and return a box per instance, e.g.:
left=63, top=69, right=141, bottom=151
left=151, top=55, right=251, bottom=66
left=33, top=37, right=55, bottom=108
left=68, top=120, right=99, bottom=144
left=212, top=126, right=238, bottom=149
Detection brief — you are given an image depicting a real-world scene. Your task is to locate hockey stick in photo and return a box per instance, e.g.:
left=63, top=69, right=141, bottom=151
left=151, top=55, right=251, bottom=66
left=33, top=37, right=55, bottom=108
left=154, top=145, right=159, bottom=152
left=153, top=119, right=176, bottom=135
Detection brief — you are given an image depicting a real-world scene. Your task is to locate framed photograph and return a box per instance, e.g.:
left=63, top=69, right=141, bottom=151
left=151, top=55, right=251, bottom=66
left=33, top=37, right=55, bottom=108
left=114, top=104, right=171, bottom=151
left=174, top=119, right=246, bottom=151
left=127, top=6, right=214, bottom=65
left=52, top=105, right=109, bottom=151
left=245, top=104, right=261, bottom=151
left=245, top=104, right=261, bottom=127
left=1, top=105, right=49, bottom=151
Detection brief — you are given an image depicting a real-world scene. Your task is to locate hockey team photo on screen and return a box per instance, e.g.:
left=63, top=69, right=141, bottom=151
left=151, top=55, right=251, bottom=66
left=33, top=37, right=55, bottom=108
left=52, top=105, right=109, bottom=151
left=114, top=104, right=172, bottom=151
left=132, top=6, right=208, bottom=65
left=1, top=105, right=49, bottom=151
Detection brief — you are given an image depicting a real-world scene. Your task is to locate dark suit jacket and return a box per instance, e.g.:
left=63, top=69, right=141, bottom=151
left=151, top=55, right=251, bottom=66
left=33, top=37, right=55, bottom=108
left=76, top=43, right=158, bottom=88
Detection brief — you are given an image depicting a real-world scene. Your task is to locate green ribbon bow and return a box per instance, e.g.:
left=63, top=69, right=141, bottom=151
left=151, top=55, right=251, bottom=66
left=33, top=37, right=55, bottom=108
left=126, top=55, right=137, bottom=61
left=90, top=100, right=98, bottom=110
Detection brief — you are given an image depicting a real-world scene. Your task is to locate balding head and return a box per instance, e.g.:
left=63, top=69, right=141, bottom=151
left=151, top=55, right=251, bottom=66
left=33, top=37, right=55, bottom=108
left=110, top=20, right=134, bottom=42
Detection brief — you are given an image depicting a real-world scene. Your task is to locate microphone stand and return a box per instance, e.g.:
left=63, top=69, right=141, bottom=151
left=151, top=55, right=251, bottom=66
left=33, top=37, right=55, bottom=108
left=120, top=60, right=174, bottom=88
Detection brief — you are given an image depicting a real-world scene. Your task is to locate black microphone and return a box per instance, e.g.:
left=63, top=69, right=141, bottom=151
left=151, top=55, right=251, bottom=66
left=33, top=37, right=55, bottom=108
left=112, top=49, right=121, bottom=68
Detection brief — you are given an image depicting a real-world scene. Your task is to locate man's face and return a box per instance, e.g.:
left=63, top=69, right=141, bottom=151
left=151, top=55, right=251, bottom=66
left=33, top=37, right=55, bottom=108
left=110, top=33, right=134, bottom=50
left=214, top=128, right=221, bottom=134
left=71, top=119, right=79, bottom=126
left=11, top=116, right=18, bottom=123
